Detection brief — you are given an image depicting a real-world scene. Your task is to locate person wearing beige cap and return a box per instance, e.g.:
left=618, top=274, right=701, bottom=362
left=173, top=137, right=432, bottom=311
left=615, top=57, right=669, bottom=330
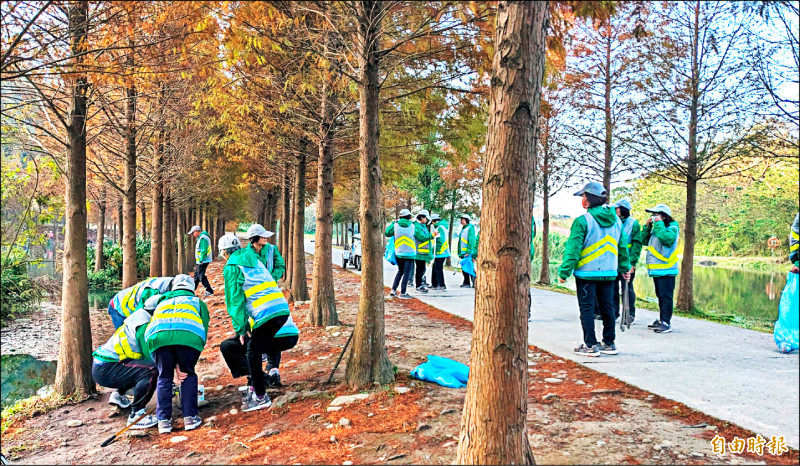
left=641, top=204, right=680, bottom=334
left=188, top=225, right=214, bottom=296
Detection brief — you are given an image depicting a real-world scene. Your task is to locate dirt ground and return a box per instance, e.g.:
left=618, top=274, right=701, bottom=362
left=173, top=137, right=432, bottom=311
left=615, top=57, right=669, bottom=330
left=2, top=257, right=797, bottom=465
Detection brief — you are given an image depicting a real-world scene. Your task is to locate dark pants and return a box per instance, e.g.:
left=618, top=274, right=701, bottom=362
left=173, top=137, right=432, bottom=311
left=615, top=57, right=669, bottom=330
left=613, top=271, right=636, bottom=318
left=153, top=345, right=201, bottom=420
left=414, top=259, right=427, bottom=288
left=462, top=271, right=475, bottom=286
left=392, top=258, right=414, bottom=294
left=576, top=278, right=615, bottom=347
left=431, top=257, right=446, bottom=288
left=195, top=262, right=213, bottom=293
left=247, top=315, right=289, bottom=397
left=653, top=275, right=676, bottom=325
left=92, top=360, right=157, bottom=412
left=220, top=334, right=299, bottom=381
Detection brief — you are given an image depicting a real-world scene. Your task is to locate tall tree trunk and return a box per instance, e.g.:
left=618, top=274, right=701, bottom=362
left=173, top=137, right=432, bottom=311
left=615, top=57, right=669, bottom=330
left=121, top=79, right=137, bottom=287
left=602, top=30, right=613, bottom=195
left=162, top=192, right=174, bottom=277
left=448, top=190, right=457, bottom=267
left=140, top=204, right=146, bottom=239
left=281, top=165, right=291, bottom=261
left=291, top=145, right=310, bottom=302
left=55, top=0, right=93, bottom=398
left=677, top=1, right=700, bottom=311
left=172, top=208, right=179, bottom=274
left=539, top=180, right=550, bottom=284
left=346, top=0, right=393, bottom=389
left=117, top=202, right=123, bottom=245
left=311, top=77, right=339, bottom=326
left=185, top=209, right=194, bottom=272
left=149, top=134, right=163, bottom=276
left=456, top=2, right=547, bottom=464
left=176, top=208, right=186, bottom=274
left=95, top=186, right=106, bottom=272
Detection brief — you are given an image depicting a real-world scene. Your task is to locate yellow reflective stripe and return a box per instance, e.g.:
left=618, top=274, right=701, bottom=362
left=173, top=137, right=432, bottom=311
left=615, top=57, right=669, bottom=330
left=647, top=245, right=675, bottom=263
left=394, top=237, right=416, bottom=248
left=244, top=280, right=279, bottom=298
left=580, top=235, right=618, bottom=258
left=418, top=240, right=430, bottom=253
left=791, top=244, right=799, bottom=252
left=437, top=240, right=449, bottom=254
left=252, top=291, right=285, bottom=309
left=577, top=244, right=618, bottom=267
left=649, top=258, right=679, bottom=269
left=792, top=230, right=799, bottom=240
left=122, top=285, right=140, bottom=314
left=114, top=332, right=140, bottom=360
left=153, top=311, right=204, bottom=325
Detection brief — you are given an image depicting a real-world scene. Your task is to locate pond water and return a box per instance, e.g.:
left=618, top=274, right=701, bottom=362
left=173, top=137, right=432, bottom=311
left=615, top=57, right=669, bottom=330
left=534, top=260, right=787, bottom=325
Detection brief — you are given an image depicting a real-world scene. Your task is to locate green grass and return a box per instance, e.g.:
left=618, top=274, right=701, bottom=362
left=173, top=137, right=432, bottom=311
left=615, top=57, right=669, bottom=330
left=1, top=391, right=87, bottom=435
left=694, top=255, right=790, bottom=273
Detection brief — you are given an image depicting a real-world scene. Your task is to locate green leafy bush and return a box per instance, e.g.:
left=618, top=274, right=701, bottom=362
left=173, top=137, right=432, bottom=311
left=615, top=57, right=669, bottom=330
left=1, top=255, right=43, bottom=319
left=86, top=237, right=152, bottom=289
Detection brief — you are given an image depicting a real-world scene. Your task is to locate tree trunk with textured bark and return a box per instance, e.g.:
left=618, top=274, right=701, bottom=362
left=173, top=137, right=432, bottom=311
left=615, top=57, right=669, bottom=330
left=539, top=179, right=551, bottom=284
left=162, top=192, right=175, bottom=276
left=95, top=186, right=106, bottom=272
left=290, top=144, right=310, bottom=302
left=456, top=2, right=547, bottom=464
left=280, top=165, right=291, bottom=270
left=121, top=74, right=138, bottom=288
left=54, top=0, right=94, bottom=398
left=345, top=0, right=394, bottom=389
left=149, top=135, right=163, bottom=276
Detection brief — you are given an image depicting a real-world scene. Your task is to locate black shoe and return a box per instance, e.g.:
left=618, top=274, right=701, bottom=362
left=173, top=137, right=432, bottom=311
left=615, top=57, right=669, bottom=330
left=647, top=319, right=661, bottom=329
left=460, top=284, right=471, bottom=288
left=417, top=286, right=429, bottom=293
left=654, top=322, right=672, bottom=333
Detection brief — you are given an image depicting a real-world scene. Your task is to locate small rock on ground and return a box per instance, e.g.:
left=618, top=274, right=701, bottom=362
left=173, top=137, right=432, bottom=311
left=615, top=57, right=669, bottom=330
left=66, top=420, right=83, bottom=427
left=544, top=378, right=563, bottom=383
left=170, top=436, right=189, bottom=443
left=394, top=387, right=410, bottom=394
left=339, top=417, right=351, bottom=427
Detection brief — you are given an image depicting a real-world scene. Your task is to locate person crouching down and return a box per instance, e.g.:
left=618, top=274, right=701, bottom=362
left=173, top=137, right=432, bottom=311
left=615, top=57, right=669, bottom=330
left=144, top=274, right=210, bottom=434
left=223, top=225, right=291, bottom=412
left=92, top=295, right=162, bottom=430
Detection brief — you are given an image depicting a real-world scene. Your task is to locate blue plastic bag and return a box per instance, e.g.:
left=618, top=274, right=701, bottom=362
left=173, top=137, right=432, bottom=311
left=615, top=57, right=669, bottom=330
left=774, top=272, right=799, bottom=353
left=384, top=237, right=397, bottom=266
left=410, top=355, right=470, bottom=388
left=460, top=256, right=476, bottom=277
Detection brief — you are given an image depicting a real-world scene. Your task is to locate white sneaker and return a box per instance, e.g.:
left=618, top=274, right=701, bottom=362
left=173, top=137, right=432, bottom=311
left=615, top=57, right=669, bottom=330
left=109, top=390, right=131, bottom=409
left=158, top=419, right=173, bottom=434
left=127, top=409, right=158, bottom=429
left=183, top=415, right=202, bottom=431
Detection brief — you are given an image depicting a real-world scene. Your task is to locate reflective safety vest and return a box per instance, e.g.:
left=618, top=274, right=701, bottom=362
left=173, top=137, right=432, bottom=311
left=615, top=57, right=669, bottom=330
left=621, top=217, right=635, bottom=249
left=574, top=213, right=622, bottom=278
left=114, top=285, right=138, bottom=319
left=239, top=260, right=290, bottom=325
left=264, top=245, right=276, bottom=273
left=248, top=313, right=298, bottom=338
left=416, top=227, right=432, bottom=256
left=791, top=214, right=799, bottom=255
left=95, top=309, right=152, bottom=362
left=435, top=225, right=450, bottom=257
left=646, top=224, right=680, bottom=277
left=145, top=295, right=206, bottom=343
left=196, top=233, right=212, bottom=264
left=459, top=225, right=474, bottom=256
left=393, top=223, right=417, bottom=257
left=134, top=277, right=173, bottom=302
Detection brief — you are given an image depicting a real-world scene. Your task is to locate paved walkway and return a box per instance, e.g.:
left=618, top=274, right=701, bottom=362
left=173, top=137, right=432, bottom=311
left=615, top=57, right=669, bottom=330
left=305, top=240, right=799, bottom=448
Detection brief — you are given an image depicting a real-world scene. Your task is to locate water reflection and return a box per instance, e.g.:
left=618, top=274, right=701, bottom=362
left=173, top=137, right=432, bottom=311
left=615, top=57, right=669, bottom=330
left=0, top=355, right=57, bottom=408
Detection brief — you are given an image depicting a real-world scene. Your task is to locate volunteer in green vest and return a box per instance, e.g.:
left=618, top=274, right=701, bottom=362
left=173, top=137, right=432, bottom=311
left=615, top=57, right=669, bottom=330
left=414, top=209, right=434, bottom=293
left=92, top=295, right=161, bottom=430
left=789, top=213, right=799, bottom=273
left=107, top=277, right=174, bottom=330
left=458, top=214, right=478, bottom=288
left=641, top=204, right=680, bottom=334
left=188, top=225, right=214, bottom=296
left=430, top=214, right=449, bottom=291
left=558, top=182, right=631, bottom=357
left=223, top=224, right=291, bottom=412
left=145, top=274, right=210, bottom=433
left=609, top=198, right=643, bottom=324
left=385, top=209, right=432, bottom=299
left=528, top=216, right=536, bottom=322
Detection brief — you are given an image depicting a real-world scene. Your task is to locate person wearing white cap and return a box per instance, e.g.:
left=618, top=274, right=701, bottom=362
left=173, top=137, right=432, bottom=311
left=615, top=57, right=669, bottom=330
left=641, top=204, right=680, bottom=334
left=430, top=214, right=449, bottom=291
left=243, top=224, right=285, bottom=280
left=558, top=182, right=631, bottom=357
left=188, top=225, right=214, bottom=296
left=413, top=209, right=434, bottom=293
left=458, top=214, right=478, bottom=287
left=607, top=198, right=643, bottom=324
left=385, top=209, right=432, bottom=298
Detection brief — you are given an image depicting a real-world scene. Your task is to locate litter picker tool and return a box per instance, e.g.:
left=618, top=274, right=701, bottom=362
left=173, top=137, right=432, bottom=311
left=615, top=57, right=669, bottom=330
left=620, top=279, right=632, bottom=332
left=327, top=330, right=354, bottom=384
left=100, top=407, right=155, bottom=447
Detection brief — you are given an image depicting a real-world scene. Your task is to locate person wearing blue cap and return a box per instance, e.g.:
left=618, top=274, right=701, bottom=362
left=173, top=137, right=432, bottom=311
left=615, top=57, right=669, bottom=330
left=641, top=204, right=680, bottom=334
left=558, top=182, right=631, bottom=357
left=607, top=198, right=643, bottom=324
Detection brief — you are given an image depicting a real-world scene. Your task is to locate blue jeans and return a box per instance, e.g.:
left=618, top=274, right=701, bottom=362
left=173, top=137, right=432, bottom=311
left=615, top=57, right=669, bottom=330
left=153, top=346, right=201, bottom=420
left=108, top=305, right=125, bottom=329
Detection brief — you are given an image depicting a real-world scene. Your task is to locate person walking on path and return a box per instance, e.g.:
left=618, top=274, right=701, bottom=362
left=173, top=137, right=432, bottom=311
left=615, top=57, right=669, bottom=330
left=413, top=209, right=434, bottom=293
left=385, top=209, right=432, bottom=299
left=188, top=225, right=214, bottom=296
left=92, top=295, right=161, bottom=430
left=144, top=274, right=209, bottom=433
left=457, top=214, right=478, bottom=288
left=430, top=214, right=449, bottom=291
left=558, top=182, right=631, bottom=357
left=223, top=224, right=291, bottom=412
left=640, top=204, right=680, bottom=334
left=609, top=198, right=642, bottom=324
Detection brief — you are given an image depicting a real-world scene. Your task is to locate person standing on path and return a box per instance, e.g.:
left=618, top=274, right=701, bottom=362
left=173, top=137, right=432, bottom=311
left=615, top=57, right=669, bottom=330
left=458, top=214, right=478, bottom=288
left=92, top=295, right=161, bottom=430
left=188, top=225, right=214, bottom=296
left=413, top=209, right=434, bottom=293
left=641, top=204, right=680, bottom=334
left=223, top=224, right=291, bottom=412
left=430, top=214, right=449, bottom=291
left=609, top=198, right=642, bottom=324
left=558, top=182, right=631, bottom=357
left=144, top=274, right=209, bottom=433
left=385, top=209, right=431, bottom=299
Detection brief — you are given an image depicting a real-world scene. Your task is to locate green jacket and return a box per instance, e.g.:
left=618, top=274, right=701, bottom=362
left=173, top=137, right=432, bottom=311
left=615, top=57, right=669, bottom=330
left=414, top=221, right=435, bottom=261
left=385, top=218, right=432, bottom=260
left=558, top=206, right=631, bottom=281
left=434, top=221, right=450, bottom=258
left=196, top=231, right=212, bottom=264
left=223, top=245, right=290, bottom=335
left=92, top=324, right=152, bottom=364
left=531, top=218, right=537, bottom=262
left=640, top=219, right=680, bottom=250
left=626, top=218, right=644, bottom=269
left=458, top=223, right=478, bottom=259
left=145, top=290, right=209, bottom=354
left=255, top=243, right=286, bottom=280
left=133, top=287, right=165, bottom=312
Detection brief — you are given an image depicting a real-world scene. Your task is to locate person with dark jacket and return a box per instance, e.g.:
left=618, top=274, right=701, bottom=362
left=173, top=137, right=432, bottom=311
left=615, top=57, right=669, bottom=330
left=559, top=182, right=631, bottom=357
left=640, top=204, right=680, bottom=334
